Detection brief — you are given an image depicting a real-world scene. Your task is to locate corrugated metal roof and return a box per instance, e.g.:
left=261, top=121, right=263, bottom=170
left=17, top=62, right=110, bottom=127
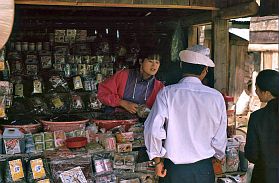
left=229, top=28, right=249, bottom=41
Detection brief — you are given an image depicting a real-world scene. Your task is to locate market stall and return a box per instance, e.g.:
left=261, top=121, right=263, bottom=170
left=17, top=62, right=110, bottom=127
left=0, top=0, right=261, bottom=182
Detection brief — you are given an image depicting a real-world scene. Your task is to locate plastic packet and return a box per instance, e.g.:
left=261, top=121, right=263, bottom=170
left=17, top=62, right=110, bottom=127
left=136, top=105, right=151, bottom=118
left=49, top=155, right=93, bottom=182
left=0, top=96, right=6, bottom=118
left=24, top=133, right=36, bottom=154
left=87, top=93, right=102, bottom=110
left=94, top=173, right=117, bottom=183
left=59, top=166, right=87, bottom=183
left=113, top=152, right=138, bottom=170
left=70, top=93, right=84, bottom=112
left=27, top=97, right=50, bottom=116
left=26, top=155, right=52, bottom=183
left=117, top=172, right=154, bottom=183
left=0, top=156, right=6, bottom=183
left=92, top=152, right=114, bottom=176
left=115, top=132, right=134, bottom=143
left=48, top=93, right=69, bottom=113
left=4, top=156, right=26, bottom=183
left=99, top=134, right=116, bottom=152
left=48, top=76, right=69, bottom=92
left=135, top=161, right=155, bottom=173
left=73, top=76, right=83, bottom=90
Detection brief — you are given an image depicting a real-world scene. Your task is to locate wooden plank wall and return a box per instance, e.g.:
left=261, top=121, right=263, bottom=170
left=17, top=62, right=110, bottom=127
left=228, top=39, right=253, bottom=99
left=250, top=16, right=279, bottom=44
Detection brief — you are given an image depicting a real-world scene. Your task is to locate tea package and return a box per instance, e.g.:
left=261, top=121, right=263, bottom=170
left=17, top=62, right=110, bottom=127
left=26, top=156, right=52, bottom=183
left=4, top=156, right=26, bottom=183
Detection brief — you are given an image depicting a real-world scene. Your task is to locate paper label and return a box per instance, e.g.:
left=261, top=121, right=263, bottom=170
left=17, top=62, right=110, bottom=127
left=31, top=158, right=46, bottom=179
left=9, top=159, right=24, bottom=181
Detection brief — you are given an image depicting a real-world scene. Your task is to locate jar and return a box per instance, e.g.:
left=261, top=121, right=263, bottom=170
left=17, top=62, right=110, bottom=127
left=15, top=42, right=21, bottom=51
left=36, top=42, right=42, bottom=51
left=28, top=42, right=35, bottom=51
left=22, top=42, right=28, bottom=51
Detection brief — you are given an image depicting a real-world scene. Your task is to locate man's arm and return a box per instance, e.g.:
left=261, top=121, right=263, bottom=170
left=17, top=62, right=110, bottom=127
left=212, top=99, right=227, bottom=159
left=144, top=89, right=168, bottom=177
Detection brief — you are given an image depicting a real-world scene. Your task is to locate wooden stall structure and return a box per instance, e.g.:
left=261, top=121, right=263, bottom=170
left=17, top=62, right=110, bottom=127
left=249, top=16, right=279, bottom=71
left=3, top=0, right=261, bottom=91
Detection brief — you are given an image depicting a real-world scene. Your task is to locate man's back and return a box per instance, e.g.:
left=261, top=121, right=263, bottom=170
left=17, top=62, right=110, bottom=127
left=147, top=77, right=227, bottom=164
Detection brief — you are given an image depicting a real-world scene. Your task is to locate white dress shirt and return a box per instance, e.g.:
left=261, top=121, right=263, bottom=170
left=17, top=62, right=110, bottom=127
left=144, top=77, right=227, bottom=164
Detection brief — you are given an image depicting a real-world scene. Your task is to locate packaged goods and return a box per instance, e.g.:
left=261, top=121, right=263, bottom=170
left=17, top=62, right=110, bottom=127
left=3, top=128, right=25, bottom=154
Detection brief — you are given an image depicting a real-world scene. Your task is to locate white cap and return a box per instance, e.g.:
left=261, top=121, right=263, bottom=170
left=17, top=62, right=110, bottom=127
left=179, top=45, right=215, bottom=67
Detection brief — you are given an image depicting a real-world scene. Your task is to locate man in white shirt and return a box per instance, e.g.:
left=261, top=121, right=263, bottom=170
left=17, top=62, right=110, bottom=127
left=144, top=45, right=227, bottom=183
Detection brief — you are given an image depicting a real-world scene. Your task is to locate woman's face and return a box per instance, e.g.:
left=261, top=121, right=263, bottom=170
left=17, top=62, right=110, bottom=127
left=255, top=84, right=269, bottom=102
left=140, top=58, right=160, bottom=78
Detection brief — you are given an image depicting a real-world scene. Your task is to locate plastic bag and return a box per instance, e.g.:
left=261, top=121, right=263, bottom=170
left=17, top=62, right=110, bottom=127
left=49, top=155, right=93, bottom=182
left=170, top=22, right=186, bottom=62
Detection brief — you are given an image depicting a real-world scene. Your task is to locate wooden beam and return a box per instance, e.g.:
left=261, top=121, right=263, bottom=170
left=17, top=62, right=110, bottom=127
left=250, top=31, right=279, bottom=44
left=15, top=0, right=218, bottom=10
left=181, top=11, right=213, bottom=27
left=250, top=16, right=278, bottom=31
left=213, top=14, right=229, bottom=91
left=248, top=44, right=279, bottom=52
left=219, top=1, right=259, bottom=19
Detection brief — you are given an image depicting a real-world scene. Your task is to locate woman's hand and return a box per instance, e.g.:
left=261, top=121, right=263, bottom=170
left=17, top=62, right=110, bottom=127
left=119, top=100, right=138, bottom=114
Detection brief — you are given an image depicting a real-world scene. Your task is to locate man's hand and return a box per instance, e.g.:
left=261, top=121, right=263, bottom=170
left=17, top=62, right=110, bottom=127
left=119, top=100, right=138, bottom=114
left=153, top=158, right=167, bottom=177
left=155, top=161, right=167, bottom=177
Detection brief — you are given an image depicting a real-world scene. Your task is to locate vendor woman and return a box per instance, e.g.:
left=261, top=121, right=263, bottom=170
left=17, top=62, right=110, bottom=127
left=97, top=50, right=164, bottom=114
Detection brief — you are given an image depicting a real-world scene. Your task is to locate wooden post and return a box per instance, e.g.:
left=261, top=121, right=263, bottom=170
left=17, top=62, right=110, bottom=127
left=188, top=26, right=198, bottom=47
left=213, top=14, right=229, bottom=92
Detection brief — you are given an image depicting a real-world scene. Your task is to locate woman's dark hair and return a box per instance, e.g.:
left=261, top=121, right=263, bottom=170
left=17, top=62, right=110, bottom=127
left=138, top=49, right=161, bottom=61
left=180, top=62, right=206, bottom=76
left=256, top=69, right=279, bottom=97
